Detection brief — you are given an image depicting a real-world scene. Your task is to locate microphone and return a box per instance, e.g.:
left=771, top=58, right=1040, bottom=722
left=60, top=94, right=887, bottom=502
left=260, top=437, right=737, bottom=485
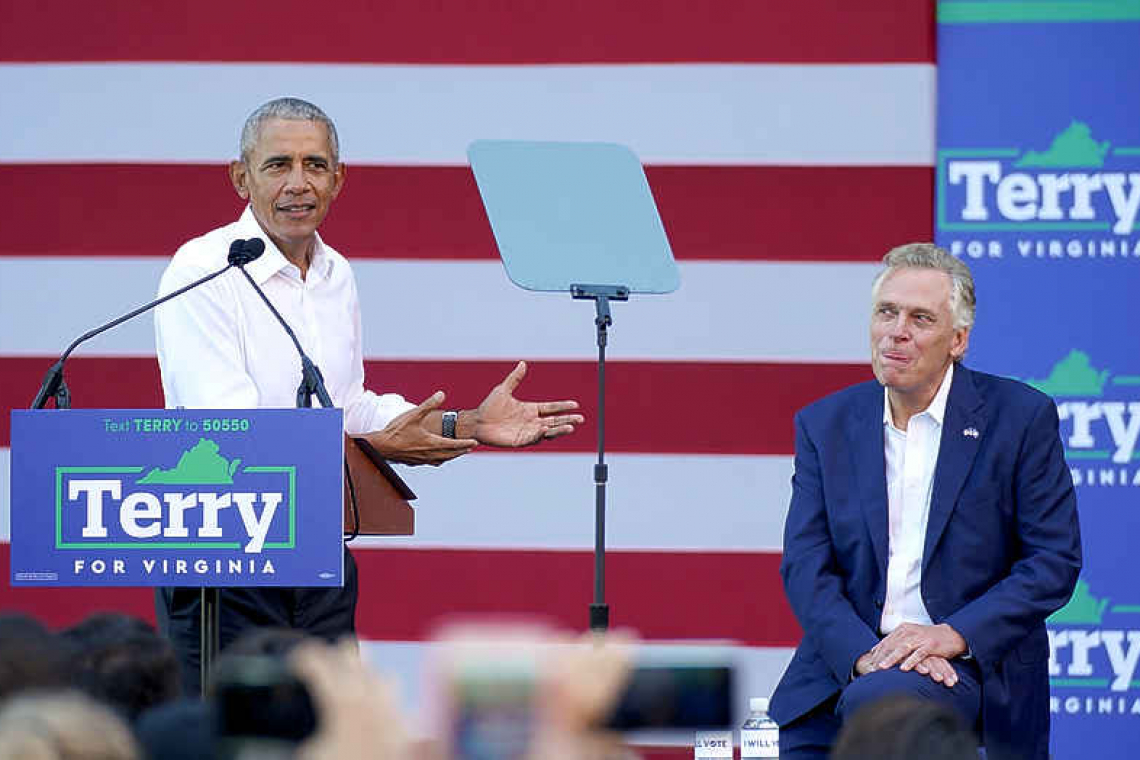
left=30, top=239, right=265, bottom=409
left=228, top=238, right=334, bottom=409
left=228, top=237, right=265, bottom=266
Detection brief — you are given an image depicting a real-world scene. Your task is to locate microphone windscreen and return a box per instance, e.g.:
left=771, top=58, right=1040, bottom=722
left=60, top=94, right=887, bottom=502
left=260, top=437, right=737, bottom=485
left=227, top=239, right=247, bottom=265
left=227, top=238, right=265, bottom=266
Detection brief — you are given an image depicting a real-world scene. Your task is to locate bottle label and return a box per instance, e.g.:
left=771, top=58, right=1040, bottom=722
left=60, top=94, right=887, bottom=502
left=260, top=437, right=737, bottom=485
left=740, top=727, right=779, bottom=758
left=694, top=730, right=733, bottom=759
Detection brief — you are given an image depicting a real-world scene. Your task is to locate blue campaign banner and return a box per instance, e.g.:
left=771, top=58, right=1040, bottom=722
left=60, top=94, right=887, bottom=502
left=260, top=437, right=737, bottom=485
left=9, top=408, right=344, bottom=588
left=937, top=4, right=1140, bottom=757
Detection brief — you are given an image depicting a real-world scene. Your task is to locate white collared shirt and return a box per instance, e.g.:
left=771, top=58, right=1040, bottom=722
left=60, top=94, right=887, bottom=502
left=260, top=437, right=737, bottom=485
left=879, top=362, right=955, bottom=634
left=155, top=207, right=414, bottom=433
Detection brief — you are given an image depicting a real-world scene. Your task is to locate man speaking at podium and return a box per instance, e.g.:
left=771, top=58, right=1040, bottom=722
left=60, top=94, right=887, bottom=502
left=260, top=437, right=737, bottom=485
left=153, top=97, right=583, bottom=693
left=769, top=244, right=1081, bottom=759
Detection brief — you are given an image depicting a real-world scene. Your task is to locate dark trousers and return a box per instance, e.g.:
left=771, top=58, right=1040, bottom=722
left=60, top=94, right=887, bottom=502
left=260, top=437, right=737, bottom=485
left=155, top=546, right=359, bottom=696
left=779, top=659, right=983, bottom=759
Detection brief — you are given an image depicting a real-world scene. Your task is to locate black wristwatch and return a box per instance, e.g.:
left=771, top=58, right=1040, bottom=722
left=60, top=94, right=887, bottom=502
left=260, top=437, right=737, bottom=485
left=441, top=410, right=458, bottom=439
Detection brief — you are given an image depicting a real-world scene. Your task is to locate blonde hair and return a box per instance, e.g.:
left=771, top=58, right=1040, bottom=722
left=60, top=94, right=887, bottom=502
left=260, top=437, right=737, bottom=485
left=0, top=692, right=140, bottom=760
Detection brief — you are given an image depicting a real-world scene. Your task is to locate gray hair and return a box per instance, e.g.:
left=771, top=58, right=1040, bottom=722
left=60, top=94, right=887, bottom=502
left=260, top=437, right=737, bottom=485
left=870, top=242, right=976, bottom=331
left=239, top=97, right=340, bottom=165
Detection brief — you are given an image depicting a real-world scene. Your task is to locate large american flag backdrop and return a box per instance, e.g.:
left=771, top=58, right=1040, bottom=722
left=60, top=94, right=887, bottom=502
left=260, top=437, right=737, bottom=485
left=0, top=2, right=935, bottom=751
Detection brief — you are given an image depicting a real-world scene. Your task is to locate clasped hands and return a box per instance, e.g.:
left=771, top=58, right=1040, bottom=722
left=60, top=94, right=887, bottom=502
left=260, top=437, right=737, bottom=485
left=854, top=622, right=969, bottom=688
left=362, top=361, right=583, bottom=466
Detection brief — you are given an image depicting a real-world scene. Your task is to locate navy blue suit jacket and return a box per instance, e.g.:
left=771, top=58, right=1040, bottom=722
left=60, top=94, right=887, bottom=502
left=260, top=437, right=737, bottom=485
left=770, top=366, right=1081, bottom=759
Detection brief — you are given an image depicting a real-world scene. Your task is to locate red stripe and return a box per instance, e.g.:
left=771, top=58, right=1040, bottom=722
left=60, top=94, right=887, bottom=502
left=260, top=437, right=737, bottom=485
left=1, top=357, right=872, bottom=452
left=0, top=544, right=801, bottom=646
left=352, top=549, right=800, bottom=646
left=0, top=2, right=933, bottom=64
left=629, top=750, right=692, bottom=760
left=0, top=164, right=933, bottom=262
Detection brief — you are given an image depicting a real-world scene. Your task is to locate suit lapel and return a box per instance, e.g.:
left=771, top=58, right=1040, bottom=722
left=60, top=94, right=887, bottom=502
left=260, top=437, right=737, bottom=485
left=923, top=365, right=988, bottom=569
left=847, top=385, right=889, bottom=577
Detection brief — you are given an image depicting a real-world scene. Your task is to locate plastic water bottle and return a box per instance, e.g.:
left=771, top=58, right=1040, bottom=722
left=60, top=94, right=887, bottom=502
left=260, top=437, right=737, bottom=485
left=740, top=697, right=779, bottom=758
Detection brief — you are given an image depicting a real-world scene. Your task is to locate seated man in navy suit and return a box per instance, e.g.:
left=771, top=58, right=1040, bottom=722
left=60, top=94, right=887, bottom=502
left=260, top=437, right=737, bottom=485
left=769, top=243, right=1081, bottom=760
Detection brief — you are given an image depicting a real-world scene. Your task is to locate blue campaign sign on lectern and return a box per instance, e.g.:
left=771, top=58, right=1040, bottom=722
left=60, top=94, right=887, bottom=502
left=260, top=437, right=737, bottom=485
left=9, top=408, right=344, bottom=587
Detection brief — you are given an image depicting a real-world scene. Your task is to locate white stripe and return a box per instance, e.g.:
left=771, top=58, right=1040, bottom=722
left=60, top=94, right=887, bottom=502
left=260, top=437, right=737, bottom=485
left=0, top=258, right=878, bottom=362
left=359, top=638, right=794, bottom=742
left=0, top=448, right=791, bottom=550
left=0, top=63, right=934, bottom=165
left=0, top=449, right=10, bottom=542
left=364, top=452, right=792, bottom=551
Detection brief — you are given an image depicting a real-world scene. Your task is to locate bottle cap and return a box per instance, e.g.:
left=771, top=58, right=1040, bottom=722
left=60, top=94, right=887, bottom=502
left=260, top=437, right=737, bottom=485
left=750, top=696, right=770, bottom=713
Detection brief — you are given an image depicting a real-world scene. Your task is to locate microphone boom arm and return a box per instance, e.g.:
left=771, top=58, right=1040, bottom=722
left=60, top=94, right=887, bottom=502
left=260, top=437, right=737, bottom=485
left=233, top=264, right=334, bottom=409
left=30, top=263, right=237, bottom=409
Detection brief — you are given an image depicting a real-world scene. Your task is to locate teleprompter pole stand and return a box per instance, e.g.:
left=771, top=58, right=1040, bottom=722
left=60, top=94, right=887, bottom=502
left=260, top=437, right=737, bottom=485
left=466, top=139, right=679, bottom=634
left=571, top=284, right=629, bottom=633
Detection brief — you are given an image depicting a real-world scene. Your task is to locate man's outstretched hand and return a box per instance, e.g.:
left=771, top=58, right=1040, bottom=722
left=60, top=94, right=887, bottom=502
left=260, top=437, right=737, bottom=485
left=472, top=361, right=583, bottom=448
left=362, top=362, right=582, bottom=466
left=363, top=391, right=477, bottom=466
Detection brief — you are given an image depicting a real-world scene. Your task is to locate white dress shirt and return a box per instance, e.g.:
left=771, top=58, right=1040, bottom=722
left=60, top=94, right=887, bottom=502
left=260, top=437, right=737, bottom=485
left=879, top=362, right=955, bottom=634
left=154, top=206, right=414, bottom=433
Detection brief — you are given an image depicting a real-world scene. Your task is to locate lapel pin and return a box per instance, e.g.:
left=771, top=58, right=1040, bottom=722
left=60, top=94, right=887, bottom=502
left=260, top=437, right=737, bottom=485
left=963, top=427, right=979, bottom=438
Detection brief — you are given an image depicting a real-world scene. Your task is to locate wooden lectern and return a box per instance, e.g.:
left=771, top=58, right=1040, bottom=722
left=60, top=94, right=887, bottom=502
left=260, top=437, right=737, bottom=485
left=343, top=435, right=416, bottom=536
